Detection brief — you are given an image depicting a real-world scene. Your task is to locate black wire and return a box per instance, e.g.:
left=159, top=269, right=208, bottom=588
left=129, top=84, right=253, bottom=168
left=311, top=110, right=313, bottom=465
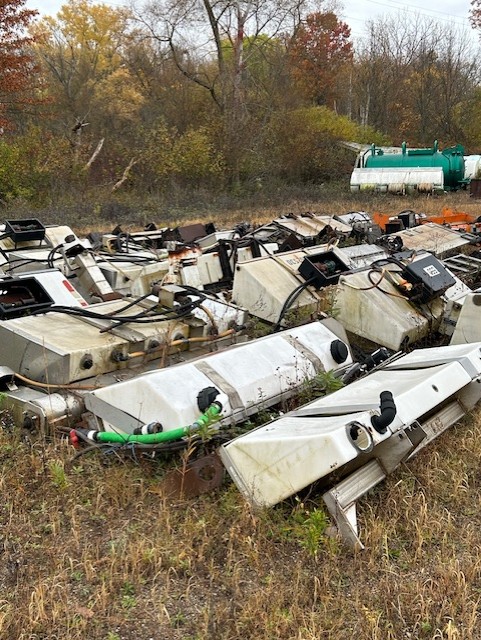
left=5, top=259, right=47, bottom=272
left=47, top=244, right=64, bottom=269
left=96, top=254, right=156, bottom=264
left=370, top=251, right=416, bottom=271
left=103, top=292, right=153, bottom=316
left=273, top=277, right=317, bottom=332
left=31, top=292, right=206, bottom=324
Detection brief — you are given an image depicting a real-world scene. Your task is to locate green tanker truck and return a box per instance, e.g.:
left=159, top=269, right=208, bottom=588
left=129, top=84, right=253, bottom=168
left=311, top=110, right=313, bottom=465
left=350, top=140, right=469, bottom=194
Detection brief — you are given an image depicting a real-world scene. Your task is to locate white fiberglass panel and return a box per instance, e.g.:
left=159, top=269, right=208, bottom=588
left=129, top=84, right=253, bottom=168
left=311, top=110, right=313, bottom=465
left=86, top=322, right=352, bottom=433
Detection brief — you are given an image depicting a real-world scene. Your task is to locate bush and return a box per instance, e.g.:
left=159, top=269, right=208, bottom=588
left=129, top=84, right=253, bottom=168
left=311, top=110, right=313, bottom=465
left=262, top=106, right=390, bottom=182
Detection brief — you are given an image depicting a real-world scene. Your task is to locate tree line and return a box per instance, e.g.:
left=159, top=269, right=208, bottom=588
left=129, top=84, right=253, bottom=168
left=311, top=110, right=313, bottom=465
left=1, top=0, right=481, bottom=204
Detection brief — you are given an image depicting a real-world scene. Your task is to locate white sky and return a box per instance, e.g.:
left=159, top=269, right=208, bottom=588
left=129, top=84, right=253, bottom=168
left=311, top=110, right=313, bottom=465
left=342, top=0, right=475, bottom=41
left=25, top=0, right=478, bottom=45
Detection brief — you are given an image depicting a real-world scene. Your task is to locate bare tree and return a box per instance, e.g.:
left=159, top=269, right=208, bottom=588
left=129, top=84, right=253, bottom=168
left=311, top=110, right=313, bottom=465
left=136, top=0, right=309, bottom=184
left=352, top=12, right=480, bottom=145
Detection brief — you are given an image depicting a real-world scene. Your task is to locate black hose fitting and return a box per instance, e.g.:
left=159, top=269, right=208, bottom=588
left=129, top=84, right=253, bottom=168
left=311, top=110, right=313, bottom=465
left=197, top=386, right=220, bottom=412
left=371, top=390, right=397, bottom=434
left=212, top=399, right=223, bottom=412
left=330, top=339, right=349, bottom=364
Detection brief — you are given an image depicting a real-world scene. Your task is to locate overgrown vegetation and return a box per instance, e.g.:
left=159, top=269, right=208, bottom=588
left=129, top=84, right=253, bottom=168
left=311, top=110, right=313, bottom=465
left=1, top=183, right=479, bottom=237
left=2, top=408, right=481, bottom=639
left=2, top=0, right=481, bottom=207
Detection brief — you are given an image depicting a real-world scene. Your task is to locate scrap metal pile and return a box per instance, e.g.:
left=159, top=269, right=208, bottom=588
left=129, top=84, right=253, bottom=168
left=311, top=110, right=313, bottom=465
left=2, top=209, right=481, bottom=547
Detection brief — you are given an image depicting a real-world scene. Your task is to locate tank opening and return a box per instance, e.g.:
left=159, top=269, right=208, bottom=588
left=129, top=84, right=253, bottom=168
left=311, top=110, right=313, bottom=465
left=347, top=421, right=373, bottom=453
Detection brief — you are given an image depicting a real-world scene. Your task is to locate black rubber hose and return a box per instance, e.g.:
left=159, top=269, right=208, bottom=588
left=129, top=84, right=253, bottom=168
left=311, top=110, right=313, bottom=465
left=371, top=390, right=397, bottom=434
left=273, top=277, right=316, bottom=333
left=47, top=244, right=64, bottom=269
left=28, top=293, right=205, bottom=324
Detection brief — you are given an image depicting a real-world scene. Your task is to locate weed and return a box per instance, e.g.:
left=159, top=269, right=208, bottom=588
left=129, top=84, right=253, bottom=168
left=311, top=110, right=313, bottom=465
left=291, top=504, right=329, bottom=557
left=71, top=570, right=83, bottom=582
left=48, top=459, right=69, bottom=489
left=120, top=594, right=137, bottom=610
left=120, top=581, right=135, bottom=597
left=170, top=612, right=187, bottom=628
left=298, top=369, right=344, bottom=404
left=420, top=620, right=433, bottom=635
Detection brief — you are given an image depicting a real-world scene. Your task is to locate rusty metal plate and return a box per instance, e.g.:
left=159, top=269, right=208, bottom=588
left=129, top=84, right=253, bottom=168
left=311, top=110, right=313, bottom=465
left=162, top=452, right=225, bottom=498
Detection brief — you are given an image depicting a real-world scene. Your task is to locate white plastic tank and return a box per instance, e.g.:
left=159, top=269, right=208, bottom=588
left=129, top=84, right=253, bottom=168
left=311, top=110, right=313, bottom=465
left=464, top=155, right=481, bottom=180
left=220, top=343, right=481, bottom=508
left=85, top=320, right=353, bottom=434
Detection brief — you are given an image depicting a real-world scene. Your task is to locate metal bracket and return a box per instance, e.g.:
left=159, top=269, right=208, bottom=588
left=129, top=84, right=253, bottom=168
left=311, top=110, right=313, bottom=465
left=323, top=459, right=386, bottom=551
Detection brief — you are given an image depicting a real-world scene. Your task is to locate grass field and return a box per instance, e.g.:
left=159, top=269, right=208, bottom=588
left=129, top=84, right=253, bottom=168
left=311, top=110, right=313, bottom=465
left=8, top=182, right=481, bottom=231
left=2, top=188, right=481, bottom=640
left=2, top=412, right=481, bottom=640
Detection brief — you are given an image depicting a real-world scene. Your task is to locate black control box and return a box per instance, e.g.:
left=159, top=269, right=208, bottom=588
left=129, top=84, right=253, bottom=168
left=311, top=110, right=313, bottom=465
left=402, top=254, right=456, bottom=303
left=5, top=219, right=46, bottom=243
left=0, top=278, right=53, bottom=319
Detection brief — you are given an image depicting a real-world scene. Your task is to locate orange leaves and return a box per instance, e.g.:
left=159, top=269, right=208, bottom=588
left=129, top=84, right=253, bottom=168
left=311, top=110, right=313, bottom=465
left=288, top=12, right=353, bottom=108
left=0, top=0, right=38, bottom=121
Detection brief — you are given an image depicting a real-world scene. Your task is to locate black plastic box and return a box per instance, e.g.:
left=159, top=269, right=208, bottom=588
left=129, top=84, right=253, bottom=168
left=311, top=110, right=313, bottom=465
left=402, top=254, right=456, bottom=303
left=5, top=219, right=46, bottom=243
left=0, top=278, right=53, bottom=319
left=298, top=251, right=350, bottom=289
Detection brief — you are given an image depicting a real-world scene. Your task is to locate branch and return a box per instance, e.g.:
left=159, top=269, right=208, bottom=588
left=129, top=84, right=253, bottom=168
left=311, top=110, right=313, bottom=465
left=84, top=138, right=104, bottom=170
left=112, top=157, right=138, bottom=192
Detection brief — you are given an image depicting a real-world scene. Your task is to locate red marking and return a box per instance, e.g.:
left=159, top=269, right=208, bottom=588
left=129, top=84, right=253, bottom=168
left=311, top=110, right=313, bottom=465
left=63, top=279, right=75, bottom=292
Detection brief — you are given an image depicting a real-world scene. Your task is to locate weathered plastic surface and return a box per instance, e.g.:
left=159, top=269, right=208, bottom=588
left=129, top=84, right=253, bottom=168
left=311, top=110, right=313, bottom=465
left=273, top=215, right=352, bottom=237
left=232, top=246, right=353, bottom=324
left=232, top=249, right=320, bottom=324
left=0, top=299, right=190, bottom=384
left=220, top=343, right=481, bottom=508
left=8, top=269, right=88, bottom=307
left=85, top=321, right=353, bottom=434
left=464, top=155, right=481, bottom=180
left=387, top=222, right=470, bottom=258
left=350, top=167, right=444, bottom=194
left=450, top=292, right=481, bottom=345
left=334, top=269, right=441, bottom=350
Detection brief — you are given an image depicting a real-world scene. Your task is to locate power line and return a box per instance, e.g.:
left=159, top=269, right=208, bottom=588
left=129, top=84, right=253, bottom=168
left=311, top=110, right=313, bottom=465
left=359, top=0, right=471, bottom=27
left=377, top=0, right=471, bottom=21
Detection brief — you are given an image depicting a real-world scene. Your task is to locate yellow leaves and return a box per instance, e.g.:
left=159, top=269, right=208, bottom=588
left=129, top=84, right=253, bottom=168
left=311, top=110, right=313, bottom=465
left=34, top=0, right=129, bottom=74
left=93, top=68, right=145, bottom=122
left=141, top=122, right=225, bottom=186
left=172, top=128, right=225, bottom=179
left=278, top=106, right=388, bottom=146
left=55, top=0, right=129, bottom=46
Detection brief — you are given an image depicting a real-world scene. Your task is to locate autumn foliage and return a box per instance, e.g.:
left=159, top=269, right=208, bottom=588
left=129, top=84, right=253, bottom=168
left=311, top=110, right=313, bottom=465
left=0, top=0, right=38, bottom=126
left=0, top=0, right=480, bottom=203
left=289, top=12, right=353, bottom=108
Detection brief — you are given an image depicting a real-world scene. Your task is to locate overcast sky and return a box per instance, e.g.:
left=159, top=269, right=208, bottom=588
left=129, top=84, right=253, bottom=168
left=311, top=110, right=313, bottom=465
left=343, top=0, right=475, bottom=41
left=25, top=0, right=478, bottom=45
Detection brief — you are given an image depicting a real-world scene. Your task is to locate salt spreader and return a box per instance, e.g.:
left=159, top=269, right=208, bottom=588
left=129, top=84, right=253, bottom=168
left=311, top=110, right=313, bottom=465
left=220, top=342, right=481, bottom=549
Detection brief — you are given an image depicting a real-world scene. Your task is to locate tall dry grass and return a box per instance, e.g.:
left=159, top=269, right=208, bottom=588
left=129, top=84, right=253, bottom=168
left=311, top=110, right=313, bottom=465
left=2, top=408, right=481, bottom=639
left=7, top=183, right=480, bottom=233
